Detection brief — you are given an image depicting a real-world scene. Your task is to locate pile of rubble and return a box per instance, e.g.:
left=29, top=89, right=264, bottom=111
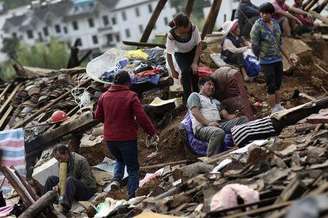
left=0, top=35, right=328, bottom=218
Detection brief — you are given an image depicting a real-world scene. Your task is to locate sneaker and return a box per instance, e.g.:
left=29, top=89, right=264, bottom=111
left=271, top=105, right=280, bottom=114
left=276, top=104, right=285, bottom=111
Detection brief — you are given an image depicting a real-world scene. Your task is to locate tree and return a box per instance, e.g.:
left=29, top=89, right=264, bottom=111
left=1, top=37, right=19, bottom=60
left=16, top=38, right=69, bottom=69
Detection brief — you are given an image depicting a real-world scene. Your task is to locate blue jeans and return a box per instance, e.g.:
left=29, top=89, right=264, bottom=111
left=107, top=140, right=139, bottom=199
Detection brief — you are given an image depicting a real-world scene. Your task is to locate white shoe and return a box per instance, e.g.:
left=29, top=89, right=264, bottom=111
left=271, top=105, right=280, bottom=114
left=276, top=104, right=285, bottom=111
left=104, top=181, right=120, bottom=192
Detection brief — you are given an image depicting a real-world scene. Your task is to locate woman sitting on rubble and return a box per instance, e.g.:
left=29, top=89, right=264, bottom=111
left=221, top=19, right=252, bottom=82
left=166, top=13, right=202, bottom=103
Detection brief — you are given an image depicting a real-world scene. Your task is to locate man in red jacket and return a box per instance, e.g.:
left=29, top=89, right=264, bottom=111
left=94, top=71, right=156, bottom=199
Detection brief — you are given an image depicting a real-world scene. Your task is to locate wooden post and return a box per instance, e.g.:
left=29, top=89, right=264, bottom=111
left=185, top=0, right=195, bottom=18
left=0, top=166, right=35, bottom=207
left=305, top=0, right=320, bottom=11
left=313, top=0, right=328, bottom=13
left=0, top=105, right=13, bottom=130
left=302, top=0, right=315, bottom=9
left=0, top=83, right=22, bottom=116
left=140, top=0, right=168, bottom=43
left=201, top=0, right=222, bottom=39
left=13, top=78, right=91, bottom=128
left=18, top=191, right=57, bottom=218
left=0, top=83, right=12, bottom=104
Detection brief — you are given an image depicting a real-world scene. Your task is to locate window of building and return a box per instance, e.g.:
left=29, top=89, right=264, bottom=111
left=125, top=28, right=130, bottom=38
left=106, top=34, right=113, bottom=43
left=72, top=21, right=79, bottom=30
left=121, top=11, right=127, bottom=21
left=63, top=26, right=68, bottom=34
left=43, top=27, right=49, bottom=36
left=92, top=35, right=98, bottom=44
left=139, top=24, right=143, bottom=33
left=148, top=4, right=153, bottom=13
left=164, top=17, right=169, bottom=25
left=88, top=18, right=94, bottom=27
left=224, top=14, right=227, bottom=22
left=76, top=38, right=82, bottom=46
left=103, top=15, right=109, bottom=26
left=116, top=33, right=120, bottom=42
left=55, top=24, right=61, bottom=33
left=135, top=7, right=140, bottom=17
left=12, top=32, right=17, bottom=38
left=27, top=30, right=34, bottom=39
left=111, top=17, right=117, bottom=25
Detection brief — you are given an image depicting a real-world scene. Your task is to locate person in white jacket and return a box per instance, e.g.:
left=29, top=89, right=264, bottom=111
left=221, top=19, right=252, bottom=81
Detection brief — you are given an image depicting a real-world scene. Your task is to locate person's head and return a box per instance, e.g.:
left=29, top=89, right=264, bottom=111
left=259, top=2, right=275, bottom=22
left=53, top=144, right=70, bottom=162
left=113, top=70, right=131, bottom=85
left=169, top=13, right=191, bottom=36
left=294, top=0, right=302, bottom=6
left=198, top=77, right=216, bottom=97
left=230, top=20, right=240, bottom=36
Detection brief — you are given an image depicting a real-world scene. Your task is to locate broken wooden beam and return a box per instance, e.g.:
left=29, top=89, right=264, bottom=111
left=122, top=41, right=165, bottom=48
left=303, top=0, right=314, bottom=9
left=201, top=0, right=222, bottom=39
left=0, top=105, right=14, bottom=130
left=0, top=83, right=22, bottom=117
left=18, top=190, right=57, bottom=218
left=313, top=0, right=328, bottom=13
left=314, top=63, right=328, bottom=75
left=306, top=115, right=328, bottom=124
left=140, top=160, right=188, bottom=171
left=13, top=78, right=91, bottom=128
left=185, top=0, right=195, bottom=18
left=305, top=0, right=319, bottom=11
left=0, top=166, right=35, bottom=207
left=13, top=168, right=39, bottom=202
left=0, top=83, right=12, bottom=104
left=224, top=201, right=292, bottom=218
left=140, top=0, right=168, bottom=42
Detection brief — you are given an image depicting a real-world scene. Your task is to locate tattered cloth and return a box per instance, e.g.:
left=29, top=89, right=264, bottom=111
left=0, top=128, right=26, bottom=194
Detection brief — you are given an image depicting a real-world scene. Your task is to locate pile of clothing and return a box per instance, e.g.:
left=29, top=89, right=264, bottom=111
left=99, top=47, right=168, bottom=86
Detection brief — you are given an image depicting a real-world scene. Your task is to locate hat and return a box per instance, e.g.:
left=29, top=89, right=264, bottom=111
left=221, top=19, right=238, bottom=36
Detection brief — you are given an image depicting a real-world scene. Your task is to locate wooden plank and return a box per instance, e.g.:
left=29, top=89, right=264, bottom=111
left=303, top=0, right=315, bottom=9
left=140, top=0, right=168, bottom=42
left=224, top=201, right=292, bottom=218
left=0, top=83, right=22, bottom=116
left=185, top=0, right=195, bottom=18
left=201, top=0, right=222, bottom=39
left=13, top=168, right=39, bottom=202
left=0, top=105, right=13, bottom=130
left=13, top=78, right=91, bottom=128
left=140, top=160, right=188, bottom=171
left=313, top=0, right=328, bottom=13
left=0, top=166, right=35, bottom=207
left=305, top=0, right=319, bottom=11
left=123, top=41, right=165, bottom=48
left=0, top=83, right=12, bottom=104
left=314, top=63, right=328, bottom=75
left=18, top=191, right=57, bottom=218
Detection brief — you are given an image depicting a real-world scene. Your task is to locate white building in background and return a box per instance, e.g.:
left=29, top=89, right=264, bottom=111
left=1, top=0, right=176, bottom=62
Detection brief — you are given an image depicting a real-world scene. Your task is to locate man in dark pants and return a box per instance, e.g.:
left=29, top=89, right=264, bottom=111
left=237, top=0, right=260, bottom=38
left=44, top=144, right=96, bottom=213
left=94, top=71, right=157, bottom=199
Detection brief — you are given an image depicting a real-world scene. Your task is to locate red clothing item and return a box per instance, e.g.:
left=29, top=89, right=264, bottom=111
left=272, top=0, right=289, bottom=20
left=94, top=84, right=156, bottom=141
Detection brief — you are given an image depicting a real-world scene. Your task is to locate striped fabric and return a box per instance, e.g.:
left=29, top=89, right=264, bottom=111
left=231, top=117, right=277, bottom=147
left=0, top=128, right=26, bottom=194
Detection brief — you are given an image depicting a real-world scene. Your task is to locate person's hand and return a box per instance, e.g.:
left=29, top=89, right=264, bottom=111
left=208, top=121, right=220, bottom=127
left=53, top=185, right=59, bottom=193
left=289, top=53, right=298, bottom=66
left=191, top=63, right=198, bottom=75
left=296, top=18, right=303, bottom=26
left=171, top=69, right=179, bottom=79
